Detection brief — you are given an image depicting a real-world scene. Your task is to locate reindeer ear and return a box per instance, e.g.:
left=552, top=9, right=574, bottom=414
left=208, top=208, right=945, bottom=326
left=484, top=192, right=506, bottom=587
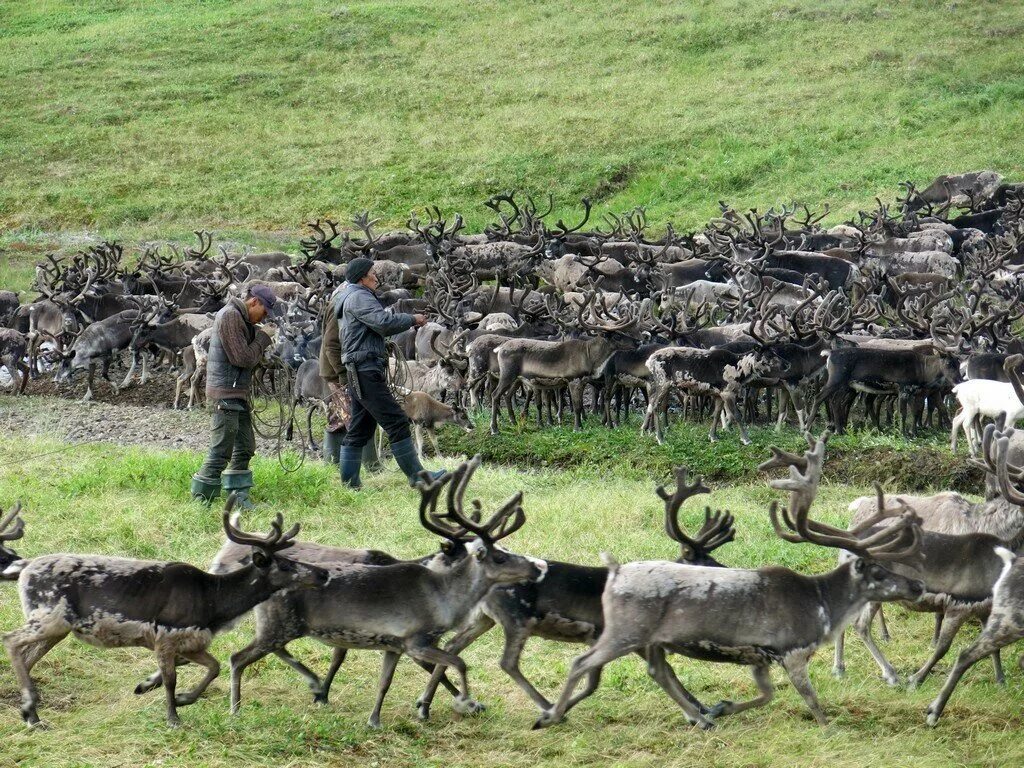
left=252, top=550, right=271, bottom=569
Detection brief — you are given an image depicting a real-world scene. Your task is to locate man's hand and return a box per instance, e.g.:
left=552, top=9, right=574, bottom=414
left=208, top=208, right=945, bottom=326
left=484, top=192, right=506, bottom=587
left=256, top=329, right=273, bottom=349
left=413, top=313, right=428, bottom=328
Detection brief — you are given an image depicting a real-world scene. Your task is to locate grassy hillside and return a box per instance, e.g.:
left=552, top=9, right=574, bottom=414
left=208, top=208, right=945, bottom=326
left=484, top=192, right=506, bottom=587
left=2, top=0, right=1024, bottom=240
left=0, top=435, right=1021, bottom=767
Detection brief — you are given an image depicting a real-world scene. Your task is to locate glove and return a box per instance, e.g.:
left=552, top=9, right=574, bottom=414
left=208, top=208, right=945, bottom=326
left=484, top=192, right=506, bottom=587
left=256, top=330, right=273, bottom=349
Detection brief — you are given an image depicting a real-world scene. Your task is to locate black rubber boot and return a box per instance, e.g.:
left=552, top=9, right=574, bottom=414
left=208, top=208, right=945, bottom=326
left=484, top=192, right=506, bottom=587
left=190, top=474, right=221, bottom=505
left=340, top=445, right=363, bottom=489
left=222, top=469, right=255, bottom=510
left=323, top=429, right=343, bottom=464
left=392, top=437, right=445, bottom=486
left=362, top=432, right=382, bottom=473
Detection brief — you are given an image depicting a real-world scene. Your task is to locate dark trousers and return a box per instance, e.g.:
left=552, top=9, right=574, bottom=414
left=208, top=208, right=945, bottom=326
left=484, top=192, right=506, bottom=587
left=196, top=399, right=256, bottom=480
left=341, top=367, right=411, bottom=448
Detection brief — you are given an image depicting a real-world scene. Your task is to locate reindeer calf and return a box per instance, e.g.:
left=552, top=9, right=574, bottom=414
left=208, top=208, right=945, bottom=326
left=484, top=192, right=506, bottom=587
left=402, top=390, right=474, bottom=458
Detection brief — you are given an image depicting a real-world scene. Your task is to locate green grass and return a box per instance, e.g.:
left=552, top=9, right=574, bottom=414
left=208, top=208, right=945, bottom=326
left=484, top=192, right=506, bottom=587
left=0, top=435, right=1021, bottom=767
left=2, top=0, right=1024, bottom=239
left=440, top=410, right=983, bottom=491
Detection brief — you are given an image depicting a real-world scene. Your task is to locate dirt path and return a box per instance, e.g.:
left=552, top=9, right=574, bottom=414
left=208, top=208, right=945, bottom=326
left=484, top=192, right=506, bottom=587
left=0, top=375, right=313, bottom=456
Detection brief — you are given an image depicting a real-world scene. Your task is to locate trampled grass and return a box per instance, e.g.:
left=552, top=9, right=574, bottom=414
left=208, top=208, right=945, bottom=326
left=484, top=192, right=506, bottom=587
left=2, top=0, right=1024, bottom=238
left=0, top=435, right=1021, bottom=767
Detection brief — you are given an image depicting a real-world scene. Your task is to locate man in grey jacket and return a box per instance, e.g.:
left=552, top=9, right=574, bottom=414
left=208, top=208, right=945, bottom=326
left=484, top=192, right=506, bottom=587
left=335, top=258, right=433, bottom=488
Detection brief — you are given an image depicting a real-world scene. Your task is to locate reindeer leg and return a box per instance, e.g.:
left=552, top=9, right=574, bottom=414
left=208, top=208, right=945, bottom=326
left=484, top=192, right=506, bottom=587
left=404, top=641, right=482, bottom=716
left=927, top=622, right=1020, bottom=726
left=707, top=664, right=774, bottom=719
left=907, top=609, right=969, bottom=689
left=314, top=647, right=348, bottom=704
left=427, top=428, right=441, bottom=458
left=991, top=648, right=1005, bottom=686
left=156, top=643, right=182, bottom=727
left=643, top=645, right=714, bottom=729
left=230, top=633, right=293, bottom=714
left=781, top=649, right=828, bottom=726
left=174, top=649, right=220, bottom=706
left=120, top=350, right=138, bottom=389
left=368, top=651, right=401, bottom=729
left=832, top=626, right=847, bottom=678
left=4, top=616, right=69, bottom=727
left=534, top=632, right=639, bottom=729
left=854, top=602, right=899, bottom=685
left=877, top=604, right=892, bottom=643
left=418, top=614, right=495, bottom=720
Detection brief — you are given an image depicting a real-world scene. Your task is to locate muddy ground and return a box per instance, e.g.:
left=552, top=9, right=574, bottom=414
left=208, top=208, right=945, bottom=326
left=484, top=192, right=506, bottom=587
left=0, top=371, right=321, bottom=456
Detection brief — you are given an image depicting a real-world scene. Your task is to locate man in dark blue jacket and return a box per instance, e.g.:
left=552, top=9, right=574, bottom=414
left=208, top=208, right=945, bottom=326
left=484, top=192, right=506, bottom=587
left=335, top=258, right=434, bottom=488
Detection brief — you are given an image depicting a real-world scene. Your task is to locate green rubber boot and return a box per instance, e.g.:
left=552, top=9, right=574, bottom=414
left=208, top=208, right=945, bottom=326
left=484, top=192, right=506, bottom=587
left=191, top=474, right=221, bottom=505
left=222, top=469, right=256, bottom=510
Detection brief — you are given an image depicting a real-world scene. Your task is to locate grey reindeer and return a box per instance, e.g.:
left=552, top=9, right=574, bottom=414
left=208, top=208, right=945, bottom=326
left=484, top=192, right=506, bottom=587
left=3, top=499, right=328, bottom=727
left=416, top=466, right=734, bottom=719
left=227, top=456, right=547, bottom=728
left=534, top=434, right=924, bottom=730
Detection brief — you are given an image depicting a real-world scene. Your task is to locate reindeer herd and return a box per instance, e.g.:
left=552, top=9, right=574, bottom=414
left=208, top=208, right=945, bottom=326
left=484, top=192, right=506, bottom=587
left=4, top=170, right=1024, bottom=734
left=3, top=171, right=1024, bottom=456
left=4, top=431, right=1024, bottom=732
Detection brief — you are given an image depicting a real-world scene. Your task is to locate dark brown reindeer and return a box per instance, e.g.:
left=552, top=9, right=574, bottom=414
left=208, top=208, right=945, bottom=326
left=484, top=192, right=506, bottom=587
left=227, top=457, right=547, bottom=728
left=0, top=328, right=30, bottom=395
left=415, top=467, right=735, bottom=719
left=3, top=499, right=328, bottom=727
left=534, top=434, right=924, bottom=730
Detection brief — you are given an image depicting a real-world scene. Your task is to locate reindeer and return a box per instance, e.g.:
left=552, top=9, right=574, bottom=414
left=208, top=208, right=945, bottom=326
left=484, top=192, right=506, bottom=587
left=488, top=295, right=638, bottom=433
left=3, top=500, right=328, bottom=727
left=416, top=467, right=734, bottom=719
left=641, top=346, right=785, bottom=445
left=227, top=458, right=547, bottom=728
left=401, top=390, right=474, bottom=458
left=834, top=425, right=1024, bottom=689
left=0, top=328, right=29, bottom=395
left=926, top=544, right=1024, bottom=725
left=534, top=434, right=924, bottom=730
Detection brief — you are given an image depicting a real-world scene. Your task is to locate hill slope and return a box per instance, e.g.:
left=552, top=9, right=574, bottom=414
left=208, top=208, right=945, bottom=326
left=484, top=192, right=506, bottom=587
left=2, top=0, right=1024, bottom=236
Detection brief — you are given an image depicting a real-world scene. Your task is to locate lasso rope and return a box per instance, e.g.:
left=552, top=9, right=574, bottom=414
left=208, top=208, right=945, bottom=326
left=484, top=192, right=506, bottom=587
left=250, top=355, right=308, bottom=473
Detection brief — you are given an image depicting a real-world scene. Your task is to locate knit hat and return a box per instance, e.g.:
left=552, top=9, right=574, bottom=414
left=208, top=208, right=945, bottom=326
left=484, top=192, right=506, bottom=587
left=248, top=284, right=277, bottom=310
left=346, top=257, right=375, bottom=284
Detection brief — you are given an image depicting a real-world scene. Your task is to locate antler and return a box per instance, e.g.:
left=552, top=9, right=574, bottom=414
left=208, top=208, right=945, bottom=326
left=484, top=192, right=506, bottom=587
left=0, top=503, right=25, bottom=543
left=433, top=456, right=525, bottom=545
left=222, top=497, right=299, bottom=553
left=656, top=467, right=712, bottom=557
left=764, top=434, right=921, bottom=561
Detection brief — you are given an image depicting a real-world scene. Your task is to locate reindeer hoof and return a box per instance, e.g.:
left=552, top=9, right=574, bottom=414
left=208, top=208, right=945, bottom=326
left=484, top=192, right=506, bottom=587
left=832, top=666, right=846, bottom=678
left=925, top=706, right=940, bottom=727
left=366, top=716, right=381, bottom=729
left=532, top=709, right=559, bottom=730
left=452, top=695, right=485, bottom=716
left=707, top=700, right=732, bottom=719
left=313, top=693, right=329, bottom=706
